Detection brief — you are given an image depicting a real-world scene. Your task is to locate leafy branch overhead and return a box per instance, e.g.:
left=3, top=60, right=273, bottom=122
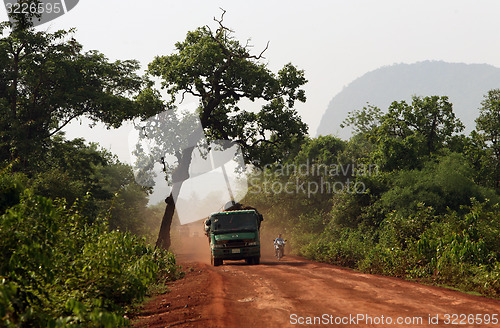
left=0, top=21, right=162, bottom=170
left=146, top=12, right=308, bottom=167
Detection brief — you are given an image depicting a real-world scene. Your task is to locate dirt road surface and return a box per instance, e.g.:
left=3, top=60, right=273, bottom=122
left=132, top=236, right=500, bottom=328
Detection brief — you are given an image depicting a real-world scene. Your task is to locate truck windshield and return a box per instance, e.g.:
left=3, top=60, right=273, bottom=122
left=211, top=213, right=258, bottom=232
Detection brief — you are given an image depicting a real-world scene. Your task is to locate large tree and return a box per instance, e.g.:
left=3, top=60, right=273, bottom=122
left=137, top=13, right=308, bottom=249
left=371, top=95, right=464, bottom=171
left=0, top=21, right=161, bottom=171
left=476, top=89, right=500, bottom=189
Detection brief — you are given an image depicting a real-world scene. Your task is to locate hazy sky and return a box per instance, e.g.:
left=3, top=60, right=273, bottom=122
left=3, top=0, right=500, bottom=163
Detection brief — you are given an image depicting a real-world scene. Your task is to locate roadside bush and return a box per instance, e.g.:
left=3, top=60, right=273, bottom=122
left=0, top=166, right=26, bottom=215
left=472, top=263, right=500, bottom=297
left=378, top=153, right=498, bottom=217
left=0, top=190, right=181, bottom=327
left=300, top=224, right=374, bottom=268
left=296, top=198, right=500, bottom=296
left=244, top=132, right=500, bottom=297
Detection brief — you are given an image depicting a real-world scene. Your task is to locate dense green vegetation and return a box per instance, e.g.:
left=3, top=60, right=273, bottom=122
left=0, top=17, right=178, bottom=327
left=0, top=139, right=180, bottom=327
left=0, top=175, right=181, bottom=327
left=2, top=7, right=499, bottom=327
left=0, top=147, right=181, bottom=326
left=245, top=94, right=500, bottom=297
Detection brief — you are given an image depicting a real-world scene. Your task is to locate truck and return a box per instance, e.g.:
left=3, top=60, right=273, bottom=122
left=204, top=209, right=263, bottom=266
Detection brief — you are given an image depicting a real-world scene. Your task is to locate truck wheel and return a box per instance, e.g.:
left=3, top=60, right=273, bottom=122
left=245, top=258, right=253, bottom=265
left=211, top=255, right=222, bottom=266
left=253, top=256, right=260, bottom=265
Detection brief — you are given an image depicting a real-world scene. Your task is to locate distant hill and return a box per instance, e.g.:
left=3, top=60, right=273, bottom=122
left=316, top=61, right=500, bottom=139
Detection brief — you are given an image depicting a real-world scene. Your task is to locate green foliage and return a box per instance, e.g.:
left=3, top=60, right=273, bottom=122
left=247, top=91, right=500, bottom=297
left=0, top=21, right=160, bottom=171
left=0, top=164, right=27, bottom=214
left=295, top=200, right=500, bottom=296
left=0, top=188, right=181, bottom=327
left=329, top=192, right=368, bottom=228
left=292, top=135, right=346, bottom=167
left=476, top=89, right=500, bottom=190
left=27, top=136, right=155, bottom=236
left=370, top=95, right=464, bottom=171
left=476, top=89, right=500, bottom=155
left=410, top=201, right=500, bottom=292
left=447, top=132, right=498, bottom=188
left=378, top=152, right=498, bottom=216
left=301, top=225, right=374, bottom=268
left=146, top=19, right=308, bottom=167
left=340, top=104, right=383, bottom=136
left=139, top=14, right=309, bottom=248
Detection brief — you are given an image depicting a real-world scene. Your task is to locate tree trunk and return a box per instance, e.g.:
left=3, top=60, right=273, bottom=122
left=155, top=144, right=196, bottom=250
left=155, top=193, right=176, bottom=249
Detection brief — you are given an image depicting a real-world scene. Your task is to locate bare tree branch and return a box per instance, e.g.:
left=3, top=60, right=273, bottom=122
left=209, top=8, right=269, bottom=61
left=249, top=41, right=269, bottom=60
left=48, top=113, right=80, bottom=137
left=214, top=8, right=234, bottom=34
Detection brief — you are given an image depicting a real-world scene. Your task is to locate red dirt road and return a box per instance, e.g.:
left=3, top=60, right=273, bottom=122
left=132, top=237, right=500, bottom=328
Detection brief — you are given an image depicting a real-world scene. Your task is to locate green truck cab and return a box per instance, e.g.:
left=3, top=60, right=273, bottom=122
left=204, top=209, right=263, bottom=266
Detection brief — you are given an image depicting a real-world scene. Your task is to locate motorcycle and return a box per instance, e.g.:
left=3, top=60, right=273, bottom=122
left=274, top=239, right=286, bottom=261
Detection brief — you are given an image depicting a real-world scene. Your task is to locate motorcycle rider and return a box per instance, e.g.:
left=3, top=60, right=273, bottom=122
left=274, top=233, right=285, bottom=257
